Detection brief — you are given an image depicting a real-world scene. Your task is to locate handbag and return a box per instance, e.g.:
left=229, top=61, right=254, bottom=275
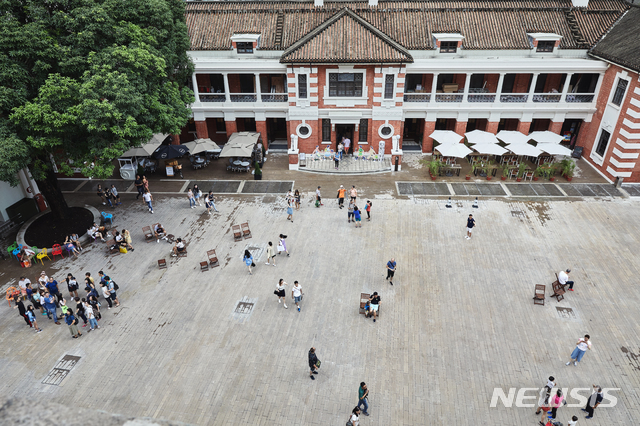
left=315, top=359, right=321, bottom=368
left=119, top=246, right=128, bottom=253
left=251, top=262, right=256, bottom=267
left=346, top=422, right=353, bottom=426
left=113, top=282, right=119, bottom=291
left=274, top=290, right=279, bottom=295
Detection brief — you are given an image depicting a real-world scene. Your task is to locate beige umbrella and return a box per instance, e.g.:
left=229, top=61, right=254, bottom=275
left=429, top=130, right=464, bottom=145
left=121, top=133, right=168, bottom=157
left=219, top=132, right=260, bottom=158
left=184, top=138, right=221, bottom=154
left=465, top=130, right=499, bottom=145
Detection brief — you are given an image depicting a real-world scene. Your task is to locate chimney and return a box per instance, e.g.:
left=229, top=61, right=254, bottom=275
left=369, top=0, right=379, bottom=5
left=314, top=0, right=323, bottom=6
left=571, top=0, right=588, bottom=7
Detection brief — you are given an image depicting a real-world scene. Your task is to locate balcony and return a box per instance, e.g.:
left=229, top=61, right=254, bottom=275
left=500, top=94, right=529, bottom=103
left=261, top=93, right=288, bottom=102
left=199, top=94, right=226, bottom=102
left=230, top=93, right=258, bottom=102
left=435, top=93, right=463, bottom=102
left=533, top=94, right=562, bottom=103
left=566, top=94, right=595, bottom=103
left=468, top=93, right=496, bottom=103
left=404, top=93, right=431, bottom=102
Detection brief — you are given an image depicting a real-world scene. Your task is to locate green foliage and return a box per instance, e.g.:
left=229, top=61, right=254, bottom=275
left=560, top=157, right=576, bottom=177
left=0, top=0, right=194, bottom=183
left=517, top=162, right=527, bottom=178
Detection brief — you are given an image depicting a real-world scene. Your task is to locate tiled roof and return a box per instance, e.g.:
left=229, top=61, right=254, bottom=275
left=280, top=8, right=413, bottom=63
left=589, top=7, right=640, bottom=73
left=185, top=0, right=629, bottom=54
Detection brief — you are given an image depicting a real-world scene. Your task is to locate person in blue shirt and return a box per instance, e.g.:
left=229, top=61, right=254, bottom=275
left=26, top=305, right=42, bottom=333
left=353, top=206, right=362, bottom=228
left=43, top=292, right=61, bottom=324
left=45, top=277, right=62, bottom=304
left=106, top=276, right=120, bottom=307
left=386, top=258, right=397, bottom=286
left=243, top=250, right=254, bottom=275
left=64, top=309, right=82, bottom=338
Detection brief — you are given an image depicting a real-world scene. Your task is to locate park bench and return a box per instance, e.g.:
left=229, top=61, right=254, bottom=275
left=207, top=249, right=219, bottom=268
left=533, top=284, right=545, bottom=306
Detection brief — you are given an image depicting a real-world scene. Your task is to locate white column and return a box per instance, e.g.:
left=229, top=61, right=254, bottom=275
left=223, top=73, right=230, bottom=102
left=494, top=73, right=505, bottom=104
left=590, top=73, right=605, bottom=105
left=430, top=73, right=438, bottom=103
left=560, top=73, right=573, bottom=103
left=192, top=74, right=200, bottom=102
left=254, top=73, right=262, bottom=102
left=527, top=73, right=539, bottom=103
left=462, top=73, right=472, bottom=102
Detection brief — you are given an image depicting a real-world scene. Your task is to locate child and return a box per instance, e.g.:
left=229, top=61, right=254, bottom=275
left=365, top=200, right=372, bottom=221
left=59, top=298, right=69, bottom=315
left=354, top=206, right=362, bottom=228
left=26, top=305, right=42, bottom=333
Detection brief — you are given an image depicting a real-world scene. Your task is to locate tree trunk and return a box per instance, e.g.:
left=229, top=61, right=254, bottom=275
left=33, top=162, right=71, bottom=221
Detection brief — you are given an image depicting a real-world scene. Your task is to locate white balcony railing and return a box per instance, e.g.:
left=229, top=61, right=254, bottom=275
left=403, top=93, right=431, bottom=102
left=261, top=93, right=288, bottom=102
left=565, top=93, right=595, bottom=103
left=500, top=94, right=529, bottom=103
left=199, top=94, right=226, bottom=102
left=468, top=93, right=496, bottom=103
left=532, top=94, right=562, bottom=103
left=229, top=93, right=257, bottom=102
left=435, top=93, right=463, bottom=102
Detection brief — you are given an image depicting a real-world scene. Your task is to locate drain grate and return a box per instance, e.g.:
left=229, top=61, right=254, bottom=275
left=42, top=355, right=81, bottom=385
left=235, top=301, right=255, bottom=314
left=555, top=306, right=577, bottom=320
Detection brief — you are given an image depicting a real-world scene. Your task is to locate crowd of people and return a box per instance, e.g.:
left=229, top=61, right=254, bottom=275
left=14, top=270, right=121, bottom=337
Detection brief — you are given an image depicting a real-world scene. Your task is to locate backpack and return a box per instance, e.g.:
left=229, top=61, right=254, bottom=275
left=112, top=281, right=120, bottom=291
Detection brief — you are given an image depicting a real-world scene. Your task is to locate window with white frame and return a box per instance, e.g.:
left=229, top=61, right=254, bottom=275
left=595, top=129, right=611, bottom=157
left=536, top=41, right=555, bottom=53
left=611, top=78, right=628, bottom=107
left=298, top=74, right=307, bottom=99
left=329, top=73, right=363, bottom=97
left=384, top=75, right=395, bottom=99
left=440, top=41, right=458, bottom=53
left=236, top=42, right=253, bottom=54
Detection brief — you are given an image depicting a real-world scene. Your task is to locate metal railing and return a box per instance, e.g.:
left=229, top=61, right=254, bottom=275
left=261, top=94, right=288, bottom=102
left=532, top=94, right=562, bottom=103
left=229, top=93, right=257, bottom=102
left=403, top=93, right=431, bottom=102
left=500, top=94, right=528, bottom=103
left=199, top=94, right=226, bottom=102
left=565, top=94, right=595, bottom=103
left=435, top=93, right=463, bottom=102
left=468, top=94, right=496, bottom=103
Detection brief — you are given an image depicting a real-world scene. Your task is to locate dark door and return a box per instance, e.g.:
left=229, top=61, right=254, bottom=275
left=335, top=124, right=354, bottom=151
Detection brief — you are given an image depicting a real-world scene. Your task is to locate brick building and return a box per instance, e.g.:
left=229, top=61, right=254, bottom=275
left=182, top=0, right=638, bottom=176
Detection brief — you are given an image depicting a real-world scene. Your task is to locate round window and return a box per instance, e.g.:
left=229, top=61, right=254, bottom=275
left=296, top=123, right=312, bottom=139
left=378, top=124, right=394, bottom=138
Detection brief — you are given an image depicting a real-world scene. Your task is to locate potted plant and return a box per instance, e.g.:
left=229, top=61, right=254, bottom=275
left=560, top=158, right=576, bottom=182
left=542, top=162, right=557, bottom=181
left=500, top=164, right=509, bottom=181
left=516, top=163, right=527, bottom=182
left=428, top=159, right=442, bottom=180
left=533, top=166, right=544, bottom=181
left=465, top=173, right=471, bottom=180
left=254, top=161, right=262, bottom=180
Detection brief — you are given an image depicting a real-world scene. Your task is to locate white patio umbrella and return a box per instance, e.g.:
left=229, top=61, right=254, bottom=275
left=472, top=144, right=508, bottom=155
left=537, top=143, right=572, bottom=156
left=219, top=132, right=260, bottom=158
left=505, top=143, right=543, bottom=157
left=120, top=133, right=168, bottom=157
left=529, top=131, right=564, bottom=144
left=435, top=143, right=472, bottom=158
left=496, top=130, right=530, bottom=145
left=184, top=138, right=221, bottom=154
left=429, top=130, right=464, bottom=145
left=465, top=130, right=499, bottom=145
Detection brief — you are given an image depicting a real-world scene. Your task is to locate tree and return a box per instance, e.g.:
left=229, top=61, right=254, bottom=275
left=0, top=0, right=194, bottom=220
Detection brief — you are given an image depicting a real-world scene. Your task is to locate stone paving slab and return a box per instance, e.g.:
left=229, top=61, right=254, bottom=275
left=506, top=183, right=564, bottom=197
left=623, top=185, right=640, bottom=196
left=187, top=180, right=242, bottom=193
left=241, top=180, right=294, bottom=194
left=557, top=184, right=623, bottom=197
left=397, top=182, right=450, bottom=196
left=57, top=179, right=88, bottom=192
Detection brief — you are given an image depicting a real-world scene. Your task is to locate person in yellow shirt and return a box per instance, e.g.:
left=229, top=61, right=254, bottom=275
left=337, top=185, right=346, bottom=209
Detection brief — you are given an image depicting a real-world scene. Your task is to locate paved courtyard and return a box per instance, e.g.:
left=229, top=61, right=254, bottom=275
left=1, top=185, right=640, bottom=425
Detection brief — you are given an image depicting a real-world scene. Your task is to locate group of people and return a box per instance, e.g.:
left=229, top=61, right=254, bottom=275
left=96, top=184, right=122, bottom=207
left=273, top=279, right=304, bottom=311
left=187, top=184, right=219, bottom=215
left=244, top=234, right=289, bottom=274
left=14, top=270, right=121, bottom=337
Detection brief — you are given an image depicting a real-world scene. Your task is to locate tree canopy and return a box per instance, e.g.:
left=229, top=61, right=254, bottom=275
left=0, top=0, right=194, bottom=216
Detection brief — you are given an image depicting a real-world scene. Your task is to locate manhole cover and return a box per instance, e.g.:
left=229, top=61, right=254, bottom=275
left=235, top=301, right=254, bottom=314
left=555, top=306, right=577, bottom=320
left=42, top=355, right=81, bottom=385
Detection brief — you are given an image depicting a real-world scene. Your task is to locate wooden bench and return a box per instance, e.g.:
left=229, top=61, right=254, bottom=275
left=143, top=226, right=154, bottom=243
left=533, top=284, right=545, bottom=306
left=200, top=261, right=209, bottom=272
left=232, top=225, right=242, bottom=242
left=551, top=281, right=565, bottom=302
left=158, top=259, right=167, bottom=269
left=207, top=249, right=219, bottom=268
left=241, top=222, right=251, bottom=239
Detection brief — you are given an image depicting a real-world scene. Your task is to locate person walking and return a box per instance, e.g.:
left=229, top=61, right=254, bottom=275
left=353, top=206, right=362, bottom=228
left=348, top=199, right=355, bottom=223
left=465, top=214, right=476, bottom=239
left=350, top=185, right=357, bottom=202
left=558, top=268, right=575, bottom=291
left=277, top=234, right=290, bottom=256
left=83, top=299, right=100, bottom=331
left=66, top=274, right=79, bottom=299
left=64, top=309, right=82, bottom=339
left=348, top=407, right=361, bottom=426
left=286, top=198, right=294, bottom=222
left=308, top=347, right=319, bottom=380
left=549, top=389, right=565, bottom=420
left=74, top=297, right=87, bottom=328
left=97, top=184, right=106, bottom=205
left=110, top=184, right=121, bottom=205
left=88, top=295, right=101, bottom=321
left=122, top=229, right=134, bottom=251
left=275, top=279, right=287, bottom=308
left=344, top=136, right=351, bottom=156
left=142, top=175, right=149, bottom=192
left=357, top=382, right=370, bottom=416
left=101, top=283, right=113, bottom=309
left=337, top=185, right=346, bottom=209
left=535, top=377, right=556, bottom=415
left=106, top=276, right=120, bottom=307
left=315, top=186, right=323, bottom=207
left=134, top=175, right=144, bottom=199
left=193, top=184, right=202, bottom=206
left=566, top=334, right=592, bottom=366
left=294, top=189, right=301, bottom=210
left=26, top=305, right=42, bottom=333
left=143, top=189, right=154, bottom=213
left=386, top=258, right=396, bottom=285
left=292, top=280, right=303, bottom=312
left=265, top=242, right=277, bottom=267
left=582, top=385, right=603, bottom=419
left=187, top=187, right=196, bottom=208
left=365, top=200, right=372, bottom=221
left=13, top=296, right=31, bottom=327
left=207, top=191, right=219, bottom=212
left=243, top=250, right=254, bottom=275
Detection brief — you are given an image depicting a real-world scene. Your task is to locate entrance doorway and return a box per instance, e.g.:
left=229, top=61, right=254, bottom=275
left=403, top=118, right=424, bottom=151
left=267, top=118, right=287, bottom=146
left=335, top=124, right=355, bottom=152
left=560, top=119, right=582, bottom=149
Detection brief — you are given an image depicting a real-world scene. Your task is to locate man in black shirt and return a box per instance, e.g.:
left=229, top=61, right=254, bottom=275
left=309, top=347, right=319, bottom=380
left=134, top=175, right=144, bottom=199
left=466, top=214, right=476, bottom=240
left=368, top=292, right=381, bottom=322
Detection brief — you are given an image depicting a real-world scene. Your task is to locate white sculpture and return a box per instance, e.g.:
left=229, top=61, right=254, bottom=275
left=290, top=134, right=298, bottom=152
left=392, top=135, right=400, bottom=152
left=378, top=140, right=385, bottom=159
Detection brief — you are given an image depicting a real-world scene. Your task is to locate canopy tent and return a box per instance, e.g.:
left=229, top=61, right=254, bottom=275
left=151, top=144, right=190, bottom=160
left=183, top=138, right=221, bottom=154
left=536, top=143, right=572, bottom=156
left=219, top=132, right=260, bottom=158
left=434, top=143, right=472, bottom=158
left=465, top=130, right=499, bottom=145
left=496, top=130, right=530, bottom=145
left=505, top=143, right=543, bottom=157
left=428, top=130, right=464, bottom=145
left=528, top=131, right=564, bottom=144
left=120, top=133, right=168, bottom=157
left=471, top=144, right=508, bottom=155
